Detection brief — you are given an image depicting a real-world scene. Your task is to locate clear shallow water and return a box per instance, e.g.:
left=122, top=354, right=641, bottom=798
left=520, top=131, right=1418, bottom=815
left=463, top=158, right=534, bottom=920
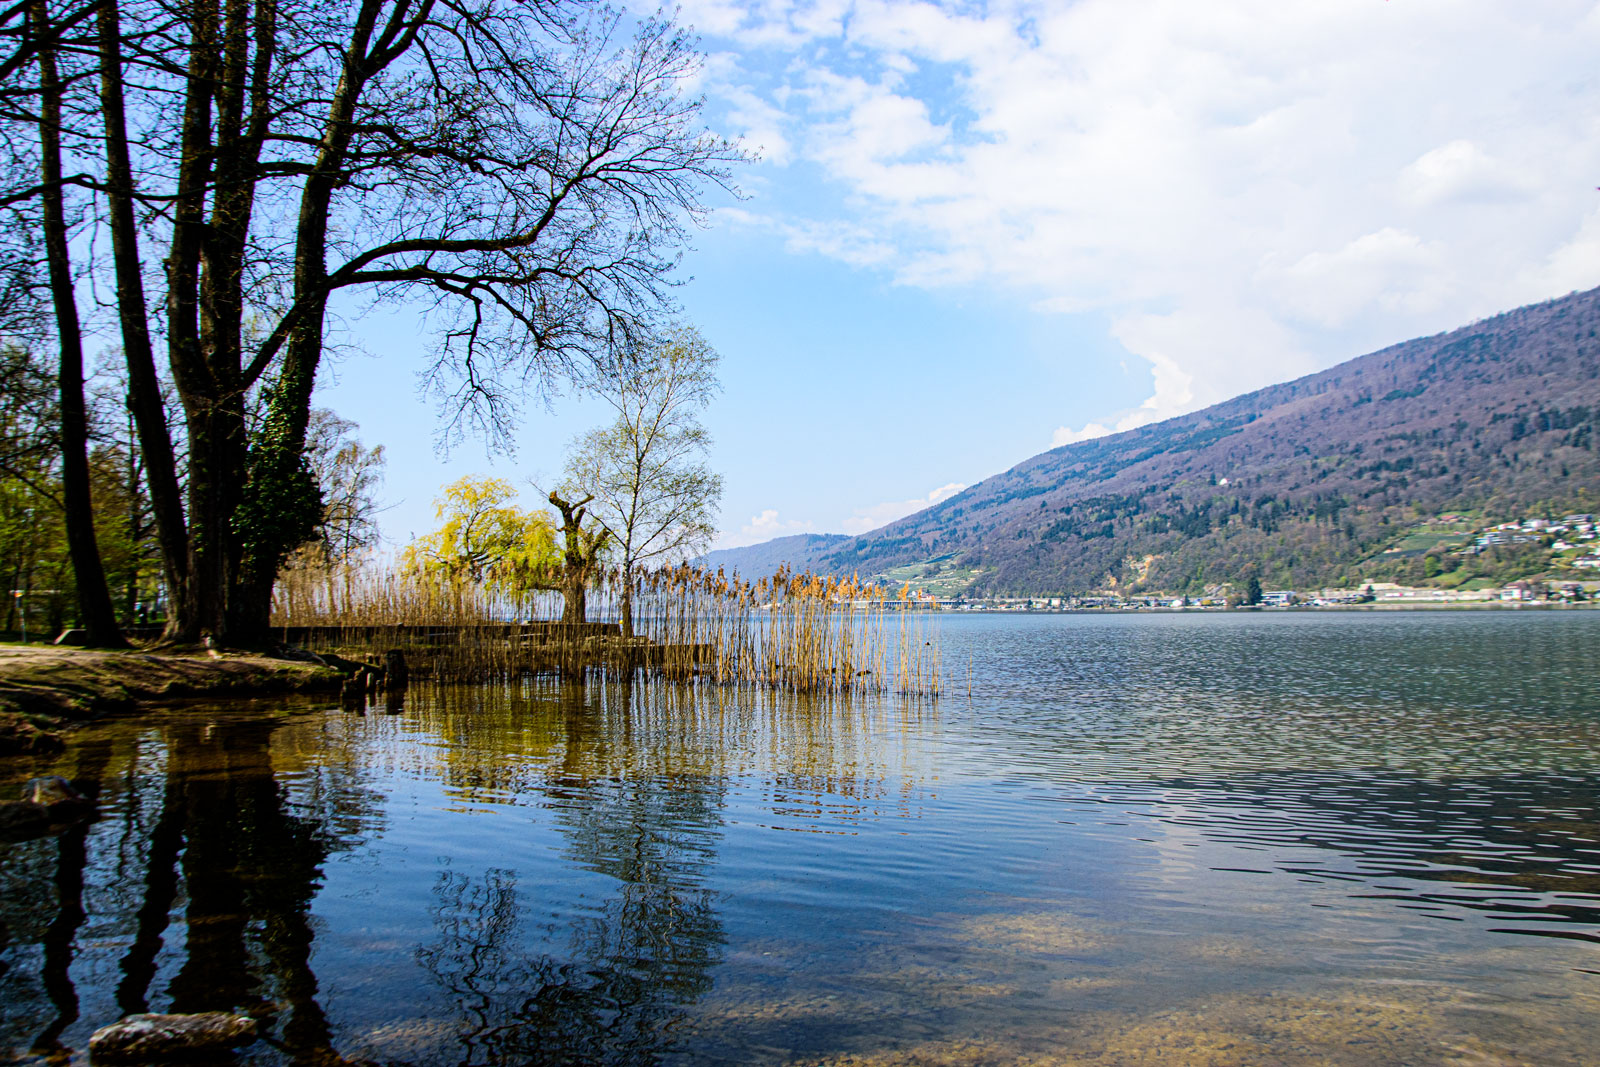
left=3, top=610, right=1599, bottom=1065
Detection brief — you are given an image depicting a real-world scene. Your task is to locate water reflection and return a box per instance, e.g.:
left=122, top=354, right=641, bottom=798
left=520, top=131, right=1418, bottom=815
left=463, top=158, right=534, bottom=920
left=404, top=683, right=726, bottom=1066
left=0, top=682, right=932, bottom=1065
left=0, top=613, right=1597, bottom=1065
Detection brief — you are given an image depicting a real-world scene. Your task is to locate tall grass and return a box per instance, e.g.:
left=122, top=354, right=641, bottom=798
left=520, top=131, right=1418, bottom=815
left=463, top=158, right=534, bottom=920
left=271, top=558, right=942, bottom=696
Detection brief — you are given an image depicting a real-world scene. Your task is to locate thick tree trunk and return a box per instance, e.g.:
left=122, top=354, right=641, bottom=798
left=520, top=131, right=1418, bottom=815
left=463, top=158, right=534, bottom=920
left=184, top=405, right=246, bottom=641
left=562, top=581, right=587, bottom=626
left=34, top=0, right=126, bottom=648
left=548, top=492, right=608, bottom=626
left=98, top=0, right=191, bottom=638
left=222, top=0, right=367, bottom=641
left=165, top=0, right=225, bottom=642
left=226, top=571, right=275, bottom=648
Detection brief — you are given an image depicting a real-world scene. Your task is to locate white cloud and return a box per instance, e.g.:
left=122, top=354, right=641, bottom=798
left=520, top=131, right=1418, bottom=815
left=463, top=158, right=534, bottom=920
left=719, top=207, right=897, bottom=266
left=1398, top=140, right=1534, bottom=207
left=680, top=0, right=1600, bottom=431
left=721, top=84, right=794, bottom=165
left=717, top=508, right=816, bottom=549
left=1267, top=228, right=1448, bottom=328
left=1523, top=206, right=1600, bottom=300
left=840, top=481, right=965, bottom=535
left=1051, top=422, right=1114, bottom=447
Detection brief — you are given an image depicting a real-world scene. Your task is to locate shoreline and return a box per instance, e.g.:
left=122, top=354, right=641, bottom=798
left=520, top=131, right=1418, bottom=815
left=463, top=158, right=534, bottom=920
left=0, top=647, right=342, bottom=757
left=936, top=600, right=1600, bottom=615
left=1, top=600, right=1589, bottom=754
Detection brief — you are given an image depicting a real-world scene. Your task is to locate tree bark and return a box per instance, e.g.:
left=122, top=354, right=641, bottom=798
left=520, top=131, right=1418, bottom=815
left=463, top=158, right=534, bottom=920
left=34, top=0, right=126, bottom=648
left=98, top=0, right=191, bottom=638
left=226, top=0, right=386, bottom=644
left=163, top=0, right=248, bottom=644
left=548, top=491, right=607, bottom=625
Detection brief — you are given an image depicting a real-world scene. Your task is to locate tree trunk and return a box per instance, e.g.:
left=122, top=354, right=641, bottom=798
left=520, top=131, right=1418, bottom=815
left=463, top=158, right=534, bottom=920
left=98, top=0, right=191, bottom=638
left=184, top=405, right=246, bottom=642
left=223, top=0, right=366, bottom=640
left=34, top=0, right=126, bottom=648
left=562, top=580, right=587, bottom=626
left=226, top=570, right=275, bottom=648
left=619, top=585, right=633, bottom=638
left=166, top=0, right=219, bottom=642
left=548, top=491, right=609, bottom=627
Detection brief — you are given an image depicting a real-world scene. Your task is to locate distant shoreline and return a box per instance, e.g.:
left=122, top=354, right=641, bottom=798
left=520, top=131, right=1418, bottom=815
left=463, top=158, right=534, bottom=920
left=935, top=600, right=1600, bottom=615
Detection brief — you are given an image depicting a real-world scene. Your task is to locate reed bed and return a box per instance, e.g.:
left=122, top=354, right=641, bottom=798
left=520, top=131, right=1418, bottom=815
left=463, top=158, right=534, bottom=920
left=271, top=559, right=943, bottom=696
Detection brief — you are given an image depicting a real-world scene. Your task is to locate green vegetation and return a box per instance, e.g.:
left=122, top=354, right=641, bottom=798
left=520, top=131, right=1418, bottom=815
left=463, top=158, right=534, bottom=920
left=877, top=556, right=985, bottom=598
left=0, top=346, right=163, bottom=639
left=401, top=477, right=559, bottom=589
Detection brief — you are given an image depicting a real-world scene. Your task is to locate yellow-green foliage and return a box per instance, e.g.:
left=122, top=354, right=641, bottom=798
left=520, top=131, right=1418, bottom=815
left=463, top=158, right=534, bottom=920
left=401, top=476, right=558, bottom=598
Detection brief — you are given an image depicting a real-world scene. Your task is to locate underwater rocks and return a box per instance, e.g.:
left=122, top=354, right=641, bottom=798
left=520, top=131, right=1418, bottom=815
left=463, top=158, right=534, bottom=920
left=88, top=1012, right=258, bottom=1061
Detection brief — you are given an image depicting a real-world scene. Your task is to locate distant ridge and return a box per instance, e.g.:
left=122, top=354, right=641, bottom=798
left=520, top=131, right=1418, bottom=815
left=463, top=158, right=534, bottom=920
left=700, top=532, right=849, bottom=578
left=713, top=286, right=1600, bottom=594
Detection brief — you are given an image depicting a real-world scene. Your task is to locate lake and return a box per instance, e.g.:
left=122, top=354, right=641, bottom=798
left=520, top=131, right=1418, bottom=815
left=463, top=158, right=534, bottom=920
left=3, top=610, right=1598, bottom=1064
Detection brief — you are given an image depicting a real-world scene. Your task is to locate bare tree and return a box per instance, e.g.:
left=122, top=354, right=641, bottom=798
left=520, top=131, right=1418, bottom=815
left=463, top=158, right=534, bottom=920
left=0, top=0, right=743, bottom=646
left=26, top=0, right=125, bottom=645
left=302, top=409, right=385, bottom=563
left=562, top=326, right=721, bottom=636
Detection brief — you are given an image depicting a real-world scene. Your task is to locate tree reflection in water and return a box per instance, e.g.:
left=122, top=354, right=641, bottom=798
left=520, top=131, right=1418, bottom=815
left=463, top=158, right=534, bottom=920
left=0, top=678, right=858, bottom=1065
left=0, top=710, right=378, bottom=1064
left=414, top=681, right=725, bottom=1067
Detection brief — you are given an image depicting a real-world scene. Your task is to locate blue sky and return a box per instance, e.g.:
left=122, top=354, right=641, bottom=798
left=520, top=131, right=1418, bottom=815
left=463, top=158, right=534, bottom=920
left=317, top=0, right=1600, bottom=550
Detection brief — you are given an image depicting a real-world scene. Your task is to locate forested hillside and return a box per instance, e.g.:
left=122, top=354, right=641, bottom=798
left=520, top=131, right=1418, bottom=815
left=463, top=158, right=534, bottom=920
left=718, top=286, right=1600, bottom=594
left=701, top=533, right=848, bottom=577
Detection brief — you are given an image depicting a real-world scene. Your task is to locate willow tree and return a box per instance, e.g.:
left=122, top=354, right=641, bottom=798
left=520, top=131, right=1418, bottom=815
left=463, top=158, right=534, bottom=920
left=403, top=476, right=556, bottom=586
left=563, top=327, right=721, bottom=636
left=8, top=0, right=740, bottom=645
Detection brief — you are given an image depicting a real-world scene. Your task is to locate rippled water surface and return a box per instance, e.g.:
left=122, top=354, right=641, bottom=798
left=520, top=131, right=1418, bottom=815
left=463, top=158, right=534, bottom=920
left=3, top=610, right=1599, bottom=1064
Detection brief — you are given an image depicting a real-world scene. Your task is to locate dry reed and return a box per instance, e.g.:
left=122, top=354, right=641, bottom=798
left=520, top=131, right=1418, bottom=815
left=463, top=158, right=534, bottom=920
left=271, top=558, right=943, bottom=696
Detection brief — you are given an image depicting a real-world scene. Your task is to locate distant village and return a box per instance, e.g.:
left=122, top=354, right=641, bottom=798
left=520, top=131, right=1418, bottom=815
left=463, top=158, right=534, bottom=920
left=922, top=513, right=1600, bottom=612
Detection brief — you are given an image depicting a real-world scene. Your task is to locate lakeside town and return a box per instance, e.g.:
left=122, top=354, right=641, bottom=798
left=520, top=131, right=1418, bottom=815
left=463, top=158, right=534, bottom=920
left=921, top=512, right=1600, bottom=612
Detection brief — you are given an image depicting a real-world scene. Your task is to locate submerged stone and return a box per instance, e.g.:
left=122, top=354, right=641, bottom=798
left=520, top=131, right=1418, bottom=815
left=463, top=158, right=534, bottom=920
left=21, top=774, right=83, bottom=806
left=88, top=1012, right=257, bottom=1061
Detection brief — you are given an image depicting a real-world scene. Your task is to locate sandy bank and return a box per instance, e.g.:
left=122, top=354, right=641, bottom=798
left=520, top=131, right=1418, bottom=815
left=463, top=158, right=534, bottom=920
left=0, top=646, right=342, bottom=755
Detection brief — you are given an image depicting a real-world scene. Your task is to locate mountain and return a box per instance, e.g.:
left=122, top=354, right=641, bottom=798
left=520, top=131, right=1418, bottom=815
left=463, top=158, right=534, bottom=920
left=701, top=532, right=849, bottom=577
left=714, top=286, right=1600, bottom=595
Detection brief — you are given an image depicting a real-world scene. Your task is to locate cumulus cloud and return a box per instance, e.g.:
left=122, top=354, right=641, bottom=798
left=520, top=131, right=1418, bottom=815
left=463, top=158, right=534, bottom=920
left=673, top=0, right=1600, bottom=432
left=841, top=481, right=965, bottom=535
left=1051, top=422, right=1114, bottom=447
left=717, top=508, right=817, bottom=549
left=1398, top=140, right=1534, bottom=207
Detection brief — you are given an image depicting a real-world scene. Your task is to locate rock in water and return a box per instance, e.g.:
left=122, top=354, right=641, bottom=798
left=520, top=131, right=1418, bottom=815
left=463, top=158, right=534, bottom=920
left=88, top=1012, right=257, bottom=1061
left=21, top=775, right=83, bottom=806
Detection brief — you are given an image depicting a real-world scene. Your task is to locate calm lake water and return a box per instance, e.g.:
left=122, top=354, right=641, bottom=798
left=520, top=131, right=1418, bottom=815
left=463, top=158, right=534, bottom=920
left=3, top=610, right=1599, bottom=1065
